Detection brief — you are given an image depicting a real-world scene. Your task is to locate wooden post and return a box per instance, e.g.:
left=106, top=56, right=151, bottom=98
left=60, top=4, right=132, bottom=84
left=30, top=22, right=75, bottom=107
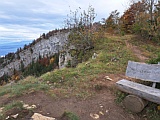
left=123, top=95, right=148, bottom=113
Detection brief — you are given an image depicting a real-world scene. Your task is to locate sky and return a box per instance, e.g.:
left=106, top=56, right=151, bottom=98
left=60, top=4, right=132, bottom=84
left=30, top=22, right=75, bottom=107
left=0, top=0, right=129, bottom=44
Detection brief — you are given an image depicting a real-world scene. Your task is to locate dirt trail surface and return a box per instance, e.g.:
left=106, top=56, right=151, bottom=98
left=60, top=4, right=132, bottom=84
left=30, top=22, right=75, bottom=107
left=125, top=40, right=148, bottom=62
left=1, top=91, right=142, bottom=120
left=0, top=74, right=145, bottom=120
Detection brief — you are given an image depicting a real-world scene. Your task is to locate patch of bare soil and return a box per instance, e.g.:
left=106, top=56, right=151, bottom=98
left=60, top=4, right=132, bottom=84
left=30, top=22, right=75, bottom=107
left=0, top=74, right=145, bottom=120
left=0, top=94, right=10, bottom=106
left=125, top=40, right=148, bottom=62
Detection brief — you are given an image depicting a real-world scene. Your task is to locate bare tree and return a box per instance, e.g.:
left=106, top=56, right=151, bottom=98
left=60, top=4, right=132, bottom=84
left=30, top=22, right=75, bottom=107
left=65, top=5, right=96, bottom=52
left=64, top=6, right=96, bottom=65
left=146, top=0, right=158, bottom=25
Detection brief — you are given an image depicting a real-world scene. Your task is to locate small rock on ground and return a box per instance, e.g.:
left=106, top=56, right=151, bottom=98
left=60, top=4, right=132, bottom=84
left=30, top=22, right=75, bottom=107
left=31, top=113, right=56, bottom=120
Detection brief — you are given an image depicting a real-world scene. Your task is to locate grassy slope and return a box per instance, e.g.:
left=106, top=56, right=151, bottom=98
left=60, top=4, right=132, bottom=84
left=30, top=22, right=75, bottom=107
left=130, top=35, right=160, bottom=59
left=0, top=33, right=138, bottom=98
left=0, top=33, right=160, bottom=119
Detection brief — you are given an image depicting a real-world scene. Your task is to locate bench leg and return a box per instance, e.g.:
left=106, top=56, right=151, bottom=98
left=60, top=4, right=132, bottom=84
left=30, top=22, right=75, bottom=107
left=123, top=95, right=148, bottom=113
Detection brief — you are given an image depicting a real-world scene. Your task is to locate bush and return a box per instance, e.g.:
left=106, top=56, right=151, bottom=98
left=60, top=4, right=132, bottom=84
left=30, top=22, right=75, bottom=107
left=132, top=23, right=141, bottom=34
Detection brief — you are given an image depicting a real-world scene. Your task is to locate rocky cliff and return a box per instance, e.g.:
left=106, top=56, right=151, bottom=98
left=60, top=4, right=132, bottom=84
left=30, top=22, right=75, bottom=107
left=0, top=30, right=70, bottom=78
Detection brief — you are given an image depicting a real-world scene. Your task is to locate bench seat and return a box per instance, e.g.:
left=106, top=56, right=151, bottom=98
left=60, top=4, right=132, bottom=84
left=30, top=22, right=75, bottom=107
left=116, top=79, right=160, bottom=104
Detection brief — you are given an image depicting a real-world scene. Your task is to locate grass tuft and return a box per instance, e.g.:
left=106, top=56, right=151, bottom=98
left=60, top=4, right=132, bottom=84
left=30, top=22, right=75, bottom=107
left=3, top=101, right=23, bottom=112
left=61, top=111, right=80, bottom=120
left=146, top=103, right=160, bottom=120
left=115, top=91, right=128, bottom=104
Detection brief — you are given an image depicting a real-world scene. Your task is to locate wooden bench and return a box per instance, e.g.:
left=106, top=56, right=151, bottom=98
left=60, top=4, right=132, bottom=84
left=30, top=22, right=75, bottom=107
left=116, top=61, right=160, bottom=113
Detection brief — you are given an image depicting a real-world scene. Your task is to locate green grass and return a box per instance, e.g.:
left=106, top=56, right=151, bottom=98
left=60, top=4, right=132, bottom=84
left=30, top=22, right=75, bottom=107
left=0, top=76, right=49, bottom=97
left=61, top=111, right=80, bottom=120
left=0, top=86, right=12, bottom=96
left=130, top=35, right=160, bottom=59
left=3, top=101, right=23, bottom=111
left=115, top=91, right=128, bottom=104
left=0, top=101, right=24, bottom=119
left=41, top=69, right=79, bottom=83
left=146, top=103, right=160, bottom=120
left=39, top=35, right=138, bottom=98
left=147, top=53, right=160, bottom=64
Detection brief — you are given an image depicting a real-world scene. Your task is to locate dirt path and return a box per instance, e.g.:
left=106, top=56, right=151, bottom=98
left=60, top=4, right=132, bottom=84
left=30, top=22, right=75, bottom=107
left=7, top=91, right=142, bottom=120
left=125, top=40, right=148, bottom=62
left=0, top=74, right=145, bottom=120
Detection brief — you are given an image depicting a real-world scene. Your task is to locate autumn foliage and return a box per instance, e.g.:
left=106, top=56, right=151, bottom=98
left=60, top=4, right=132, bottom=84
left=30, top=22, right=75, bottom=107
left=104, top=0, right=160, bottom=42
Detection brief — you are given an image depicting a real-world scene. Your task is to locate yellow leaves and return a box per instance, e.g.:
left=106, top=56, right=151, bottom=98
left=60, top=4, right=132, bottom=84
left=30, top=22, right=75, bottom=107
left=11, top=75, right=20, bottom=81
left=157, top=105, right=160, bottom=110
left=15, top=76, right=20, bottom=80
left=50, top=58, right=54, bottom=64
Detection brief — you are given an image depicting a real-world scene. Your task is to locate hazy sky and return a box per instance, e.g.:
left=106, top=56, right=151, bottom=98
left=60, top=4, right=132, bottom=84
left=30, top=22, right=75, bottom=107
left=0, top=0, right=129, bottom=44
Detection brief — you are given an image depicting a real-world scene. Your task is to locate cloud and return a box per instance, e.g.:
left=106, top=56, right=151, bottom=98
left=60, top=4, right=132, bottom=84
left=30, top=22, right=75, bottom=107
left=0, top=0, right=129, bottom=43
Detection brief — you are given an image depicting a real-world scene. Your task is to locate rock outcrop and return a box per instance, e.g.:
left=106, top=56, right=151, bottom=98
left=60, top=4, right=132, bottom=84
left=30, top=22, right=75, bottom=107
left=0, top=31, right=70, bottom=78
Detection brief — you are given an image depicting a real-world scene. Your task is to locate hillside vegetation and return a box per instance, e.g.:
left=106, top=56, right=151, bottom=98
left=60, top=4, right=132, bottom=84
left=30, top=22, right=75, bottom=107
left=0, top=33, right=137, bottom=98
left=0, top=33, right=160, bottom=119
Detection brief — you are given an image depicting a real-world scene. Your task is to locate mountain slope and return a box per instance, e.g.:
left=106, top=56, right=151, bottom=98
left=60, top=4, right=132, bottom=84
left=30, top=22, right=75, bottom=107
left=0, top=33, right=160, bottom=120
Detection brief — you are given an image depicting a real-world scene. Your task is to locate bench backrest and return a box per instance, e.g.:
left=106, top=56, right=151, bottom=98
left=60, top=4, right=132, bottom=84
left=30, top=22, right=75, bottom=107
left=126, top=61, right=160, bottom=83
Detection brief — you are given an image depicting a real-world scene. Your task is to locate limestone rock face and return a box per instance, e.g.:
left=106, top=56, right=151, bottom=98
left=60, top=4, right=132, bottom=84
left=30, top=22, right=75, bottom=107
left=0, top=31, right=69, bottom=78
left=31, top=113, right=56, bottom=120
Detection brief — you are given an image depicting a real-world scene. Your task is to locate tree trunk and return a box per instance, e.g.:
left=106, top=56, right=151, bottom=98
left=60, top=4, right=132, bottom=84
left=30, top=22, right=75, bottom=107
left=123, top=95, right=148, bottom=113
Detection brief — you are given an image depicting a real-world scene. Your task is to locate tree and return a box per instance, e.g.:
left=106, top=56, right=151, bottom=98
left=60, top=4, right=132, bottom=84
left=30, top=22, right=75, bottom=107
left=65, top=5, right=96, bottom=59
left=129, top=1, right=149, bottom=36
left=155, top=1, right=160, bottom=24
left=120, top=0, right=146, bottom=33
left=24, top=44, right=28, bottom=50
left=128, top=0, right=160, bottom=41
left=146, top=0, right=158, bottom=25
left=105, top=10, right=120, bottom=33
